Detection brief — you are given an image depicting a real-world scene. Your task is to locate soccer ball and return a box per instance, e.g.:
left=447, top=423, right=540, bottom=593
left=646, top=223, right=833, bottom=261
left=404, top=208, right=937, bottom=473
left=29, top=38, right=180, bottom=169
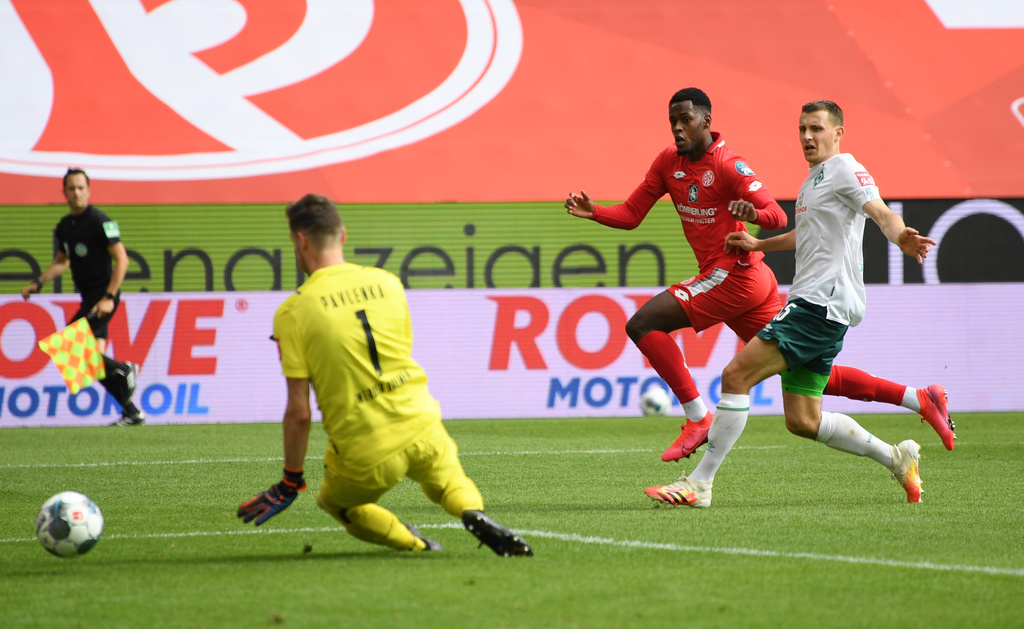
left=36, top=491, right=104, bottom=558
left=640, top=387, right=672, bottom=416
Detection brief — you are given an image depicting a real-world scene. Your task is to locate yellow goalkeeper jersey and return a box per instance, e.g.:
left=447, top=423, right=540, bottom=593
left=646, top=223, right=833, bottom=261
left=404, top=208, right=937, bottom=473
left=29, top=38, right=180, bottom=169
left=273, top=263, right=440, bottom=471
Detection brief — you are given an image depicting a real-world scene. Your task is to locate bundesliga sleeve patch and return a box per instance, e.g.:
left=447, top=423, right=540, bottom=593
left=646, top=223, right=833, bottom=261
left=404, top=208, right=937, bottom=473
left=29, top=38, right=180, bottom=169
left=735, top=161, right=755, bottom=176
left=855, top=171, right=875, bottom=187
left=102, top=221, right=121, bottom=239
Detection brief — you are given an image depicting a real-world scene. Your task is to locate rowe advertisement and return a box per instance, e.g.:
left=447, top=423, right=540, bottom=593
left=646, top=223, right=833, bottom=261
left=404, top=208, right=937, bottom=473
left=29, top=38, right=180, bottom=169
left=1, top=286, right=1020, bottom=427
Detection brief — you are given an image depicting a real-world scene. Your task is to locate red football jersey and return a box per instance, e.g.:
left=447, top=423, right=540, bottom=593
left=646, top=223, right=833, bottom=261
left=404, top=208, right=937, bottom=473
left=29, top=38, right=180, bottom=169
left=592, top=132, right=786, bottom=275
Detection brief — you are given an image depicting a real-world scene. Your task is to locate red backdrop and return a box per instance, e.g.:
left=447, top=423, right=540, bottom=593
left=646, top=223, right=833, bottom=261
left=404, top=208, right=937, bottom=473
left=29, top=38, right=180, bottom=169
left=1, top=0, right=1022, bottom=204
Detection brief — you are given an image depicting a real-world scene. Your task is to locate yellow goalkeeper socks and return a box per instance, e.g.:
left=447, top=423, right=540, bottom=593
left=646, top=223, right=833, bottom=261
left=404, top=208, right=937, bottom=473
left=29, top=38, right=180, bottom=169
left=340, top=504, right=419, bottom=550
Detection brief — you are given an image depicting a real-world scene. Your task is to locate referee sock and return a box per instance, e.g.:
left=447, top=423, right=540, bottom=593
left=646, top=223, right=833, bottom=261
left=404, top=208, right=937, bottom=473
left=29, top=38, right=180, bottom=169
left=815, top=411, right=893, bottom=468
left=98, top=355, right=129, bottom=406
left=689, top=394, right=749, bottom=483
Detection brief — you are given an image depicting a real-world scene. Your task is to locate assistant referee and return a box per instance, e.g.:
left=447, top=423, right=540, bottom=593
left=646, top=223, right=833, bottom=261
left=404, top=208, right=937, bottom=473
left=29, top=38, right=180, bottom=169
left=21, top=168, right=145, bottom=426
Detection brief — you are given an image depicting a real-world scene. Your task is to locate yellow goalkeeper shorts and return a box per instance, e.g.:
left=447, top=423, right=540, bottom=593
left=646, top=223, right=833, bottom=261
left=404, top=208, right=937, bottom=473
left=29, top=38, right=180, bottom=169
left=316, top=421, right=473, bottom=515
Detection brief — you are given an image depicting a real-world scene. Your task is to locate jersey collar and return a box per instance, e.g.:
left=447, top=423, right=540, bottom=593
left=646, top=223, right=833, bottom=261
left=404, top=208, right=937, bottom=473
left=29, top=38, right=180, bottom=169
left=708, top=131, right=724, bottom=153
left=684, top=131, right=724, bottom=165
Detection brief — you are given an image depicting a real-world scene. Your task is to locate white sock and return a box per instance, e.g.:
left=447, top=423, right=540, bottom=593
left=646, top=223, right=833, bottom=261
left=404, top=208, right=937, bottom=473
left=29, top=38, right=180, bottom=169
left=682, top=397, right=709, bottom=422
left=902, top=388, right=921, bottom=412
left=689, top=393, right=749, bottom=482
left=815, top=411, right=892, bottom=467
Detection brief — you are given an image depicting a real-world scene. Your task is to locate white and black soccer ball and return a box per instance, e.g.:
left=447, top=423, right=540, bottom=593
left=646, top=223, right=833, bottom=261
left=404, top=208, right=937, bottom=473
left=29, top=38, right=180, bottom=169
left=640, top=387, right=672, bottom=416
left=36, top=491, right=103, bottom=558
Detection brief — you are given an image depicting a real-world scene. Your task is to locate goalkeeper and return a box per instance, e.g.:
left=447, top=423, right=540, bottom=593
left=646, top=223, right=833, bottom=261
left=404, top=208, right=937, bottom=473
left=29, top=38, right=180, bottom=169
left=238, top=193, right=532, bottom=557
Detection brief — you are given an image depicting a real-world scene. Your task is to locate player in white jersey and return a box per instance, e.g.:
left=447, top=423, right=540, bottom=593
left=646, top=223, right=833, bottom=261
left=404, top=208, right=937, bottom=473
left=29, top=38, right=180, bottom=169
left=787, top=151, right=877, bottom=327
left=645, top=100, right=938, bottom=508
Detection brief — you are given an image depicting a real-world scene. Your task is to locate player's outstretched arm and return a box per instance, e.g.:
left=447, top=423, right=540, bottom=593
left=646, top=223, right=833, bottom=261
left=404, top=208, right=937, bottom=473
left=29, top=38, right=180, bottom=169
left=569, top=179, right=661, bottom=229
left=724, top=229, right=796, bottom=254
left=863, top=199, right=936, bottom=264
left=895, top=227, right=935, bottom=263
left=565, top=190, right=596, bottom=219
left=724, top=231, right=759, bottom=253
left=281, top=377, right=312, bottom=470
left=238, top=377, right=312, bottom=526
left=238, top=467, right=307, bottom=526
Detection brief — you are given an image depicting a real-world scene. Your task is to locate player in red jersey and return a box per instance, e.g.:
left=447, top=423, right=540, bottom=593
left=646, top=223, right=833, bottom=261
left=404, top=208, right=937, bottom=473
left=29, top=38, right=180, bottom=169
left=565, top=88, right=954, bottom=459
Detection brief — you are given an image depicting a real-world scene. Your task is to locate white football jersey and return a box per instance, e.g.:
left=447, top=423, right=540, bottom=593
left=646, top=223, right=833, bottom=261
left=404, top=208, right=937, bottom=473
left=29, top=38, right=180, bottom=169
left=789, top=153, right=881, bottom=326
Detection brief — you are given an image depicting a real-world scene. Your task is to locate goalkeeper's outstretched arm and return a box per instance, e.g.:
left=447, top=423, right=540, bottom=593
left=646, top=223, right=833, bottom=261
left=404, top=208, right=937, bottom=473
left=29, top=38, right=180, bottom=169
left=237, top=377, right=312, bottom=526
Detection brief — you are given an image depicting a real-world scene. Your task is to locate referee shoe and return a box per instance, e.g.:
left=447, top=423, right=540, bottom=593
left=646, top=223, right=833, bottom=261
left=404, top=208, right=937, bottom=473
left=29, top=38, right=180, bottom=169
left=110, top=361, right=145, bottom=426
left=110, top=408, right=145, bottom=427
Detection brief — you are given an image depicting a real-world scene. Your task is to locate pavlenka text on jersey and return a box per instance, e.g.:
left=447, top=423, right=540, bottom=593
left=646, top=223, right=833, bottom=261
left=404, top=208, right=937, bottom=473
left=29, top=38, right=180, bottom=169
left=319, top=283, right=386, bottom=310
left=356, top=369, right=412, bottom=403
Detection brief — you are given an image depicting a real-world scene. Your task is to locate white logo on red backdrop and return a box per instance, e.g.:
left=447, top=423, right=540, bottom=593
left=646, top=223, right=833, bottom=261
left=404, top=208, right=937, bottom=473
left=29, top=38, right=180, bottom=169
left=0, top=0, right=522, bottom=180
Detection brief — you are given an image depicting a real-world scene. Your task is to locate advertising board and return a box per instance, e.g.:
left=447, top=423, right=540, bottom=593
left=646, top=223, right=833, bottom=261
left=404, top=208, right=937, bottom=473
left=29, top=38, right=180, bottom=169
left=0, top=201, right=700, bottom=294
left=1, top=0, right=1023, bottom=203
left=2, top=285, right=1020, bottom=427
left=4, top=198, right=1023, bottom=297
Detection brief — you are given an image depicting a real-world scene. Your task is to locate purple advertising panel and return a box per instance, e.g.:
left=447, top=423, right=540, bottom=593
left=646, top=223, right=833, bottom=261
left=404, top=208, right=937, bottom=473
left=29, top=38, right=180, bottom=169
left=1, top=285, right=1020, bottom=427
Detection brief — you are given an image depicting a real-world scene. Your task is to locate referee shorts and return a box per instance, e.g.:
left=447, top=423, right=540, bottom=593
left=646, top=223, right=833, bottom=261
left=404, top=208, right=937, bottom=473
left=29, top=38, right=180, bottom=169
left=69, top=291, right=120, bottom=340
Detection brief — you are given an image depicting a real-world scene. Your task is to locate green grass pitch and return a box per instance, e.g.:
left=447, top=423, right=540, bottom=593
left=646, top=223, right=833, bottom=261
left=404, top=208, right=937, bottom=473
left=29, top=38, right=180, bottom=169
left=2, top=413, right=1022, bottom=628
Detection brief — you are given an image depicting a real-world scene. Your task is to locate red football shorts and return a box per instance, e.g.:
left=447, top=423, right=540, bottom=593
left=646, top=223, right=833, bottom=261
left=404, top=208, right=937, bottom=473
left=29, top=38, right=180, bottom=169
left=669, top=262, right=783, bottom=343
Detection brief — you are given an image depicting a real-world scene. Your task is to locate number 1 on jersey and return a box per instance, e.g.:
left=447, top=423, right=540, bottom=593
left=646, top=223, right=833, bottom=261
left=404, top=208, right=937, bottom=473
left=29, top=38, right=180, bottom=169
left=355, top=310, right=382, bottom=376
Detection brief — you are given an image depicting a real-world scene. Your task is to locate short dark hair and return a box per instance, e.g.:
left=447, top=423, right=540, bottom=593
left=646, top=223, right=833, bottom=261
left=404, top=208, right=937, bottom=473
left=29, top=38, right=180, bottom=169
left=669, top=88, right=712, bottom=114
left=63, top=168, right=89, bottom=188
left=286, top=193, right=343, bottom=245
left=802, top=100, right=843, bottom=126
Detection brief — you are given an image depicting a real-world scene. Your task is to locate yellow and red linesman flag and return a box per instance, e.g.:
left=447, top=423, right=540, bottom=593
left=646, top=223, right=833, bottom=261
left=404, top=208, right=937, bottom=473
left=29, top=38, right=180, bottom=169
left=37, top=317, right=106, bottom=394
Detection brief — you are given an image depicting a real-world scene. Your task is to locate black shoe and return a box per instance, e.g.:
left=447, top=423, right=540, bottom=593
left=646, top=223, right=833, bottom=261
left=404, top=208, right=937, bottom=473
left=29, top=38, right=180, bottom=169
left=404, top=523, right=443, bottom=551
left=110, top=409, right=145, bottom=427
left=462, top=510, right=533, bottom=557
left=110, top=361, right=145, bottom=426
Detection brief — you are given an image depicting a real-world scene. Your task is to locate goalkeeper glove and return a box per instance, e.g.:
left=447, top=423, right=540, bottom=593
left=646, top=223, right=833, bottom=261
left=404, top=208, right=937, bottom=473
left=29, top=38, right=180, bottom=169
left=238, top=467, right=307, bottom=526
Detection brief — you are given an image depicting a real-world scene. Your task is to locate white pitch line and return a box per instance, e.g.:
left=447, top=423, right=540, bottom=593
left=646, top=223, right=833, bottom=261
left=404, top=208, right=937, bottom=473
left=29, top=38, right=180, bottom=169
left=0, top=438, right=983, bottom=470
left=0, top=457, right=281, bottom=470
left=504, top=528, right=1024, bottom=578
left=460, top=445, right=787, bottom=456
left=3, top=523, right=1020, bottom=578
left=0, top=445, right=787, bottom=470
left=0, top=526, right=341, bottom=544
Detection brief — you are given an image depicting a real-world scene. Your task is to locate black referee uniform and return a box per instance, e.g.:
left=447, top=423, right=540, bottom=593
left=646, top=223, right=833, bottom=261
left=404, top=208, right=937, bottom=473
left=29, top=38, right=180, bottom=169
left=52, top=204, right=145, bottom=425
